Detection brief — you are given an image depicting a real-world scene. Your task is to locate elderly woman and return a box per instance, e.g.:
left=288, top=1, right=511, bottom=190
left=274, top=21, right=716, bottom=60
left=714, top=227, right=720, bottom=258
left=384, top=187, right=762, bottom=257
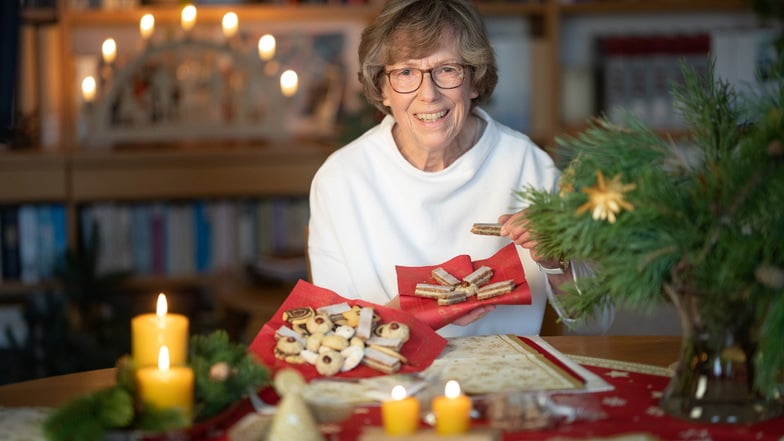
left=308, top=0, right=603, bottom=337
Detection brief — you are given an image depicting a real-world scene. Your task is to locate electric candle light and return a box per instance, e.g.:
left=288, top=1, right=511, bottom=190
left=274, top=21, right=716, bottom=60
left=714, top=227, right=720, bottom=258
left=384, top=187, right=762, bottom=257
left=280, top=69, right=298, bottom=97
left=101, top=38, right=117, bottom=64
left=140, top=14, right=155, bottom=41
left=81, top=76, right=96, bottom=103
left=131, top=293, right=189, bottom=367
left=181, top=4, right=197, bottom=33
left=222, top=12, right=238, bottom=39
left=432, top=380, right=472, bottom=435
left=258, top=34, right=276, bottom=61
left=137, top=345, right=194, bottom=422
left=382, top=385, right=420, bottom=435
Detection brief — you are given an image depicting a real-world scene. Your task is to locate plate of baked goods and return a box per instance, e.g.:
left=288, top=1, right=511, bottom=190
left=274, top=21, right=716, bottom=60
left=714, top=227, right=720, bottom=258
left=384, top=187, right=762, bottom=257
left=396, top=243, right=532, bottom=329
left=249, top=279, right=448, bottom=381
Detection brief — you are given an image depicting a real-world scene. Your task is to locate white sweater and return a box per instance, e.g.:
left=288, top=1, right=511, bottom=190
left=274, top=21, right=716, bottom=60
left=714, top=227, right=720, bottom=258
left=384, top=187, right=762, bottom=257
left=308, top=108, right=569, bottom=337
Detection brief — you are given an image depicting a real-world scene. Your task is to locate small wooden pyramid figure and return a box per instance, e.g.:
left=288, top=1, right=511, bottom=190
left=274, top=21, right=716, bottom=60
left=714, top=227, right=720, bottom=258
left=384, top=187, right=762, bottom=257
left=266, top=369, right=324, bottom=441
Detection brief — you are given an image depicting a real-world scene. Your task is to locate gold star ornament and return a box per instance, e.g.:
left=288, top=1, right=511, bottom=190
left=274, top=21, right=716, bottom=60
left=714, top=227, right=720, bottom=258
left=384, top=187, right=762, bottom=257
left=576, top=170, right=636, bottom=223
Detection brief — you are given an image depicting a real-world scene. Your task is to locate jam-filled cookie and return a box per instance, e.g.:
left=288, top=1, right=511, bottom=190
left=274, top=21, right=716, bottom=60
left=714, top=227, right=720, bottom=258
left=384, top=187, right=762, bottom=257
left=276, top=336, right=304, bottom=355
left=306, top=313, right=333, bottom=335
left=315, top=350, right=344, bottom=376
left=376, top=321, right=410, bottom=342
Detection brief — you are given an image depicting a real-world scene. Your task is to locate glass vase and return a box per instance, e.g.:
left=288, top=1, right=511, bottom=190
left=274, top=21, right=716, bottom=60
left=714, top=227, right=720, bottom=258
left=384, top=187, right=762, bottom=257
left=660, top=286, right=783, bottom=424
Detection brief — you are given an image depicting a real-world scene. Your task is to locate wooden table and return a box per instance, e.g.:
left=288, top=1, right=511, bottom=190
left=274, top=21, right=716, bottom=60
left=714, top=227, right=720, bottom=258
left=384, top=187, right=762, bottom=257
left=0, top=336, right=681, bottom=408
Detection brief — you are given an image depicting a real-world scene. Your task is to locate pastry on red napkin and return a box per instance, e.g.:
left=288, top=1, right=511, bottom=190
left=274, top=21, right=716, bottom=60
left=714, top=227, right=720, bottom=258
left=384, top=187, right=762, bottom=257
left=396, top=243, right=531, bottom=330
left=249, top=279, right=447, bottom=381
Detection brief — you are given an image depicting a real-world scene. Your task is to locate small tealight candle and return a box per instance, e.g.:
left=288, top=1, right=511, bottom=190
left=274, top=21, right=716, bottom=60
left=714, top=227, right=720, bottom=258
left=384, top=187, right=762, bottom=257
left=131, top=293, right=189, bottom=367
left=258, top=34, right=276, bottom=61
left=137, top=346, right=194, bottom=422
left=221, top=12, right=238, bottom=39
left=181, top=4, right=196, bottom=33
left=101, top=38, right=116, bottom=65
left=432, top=380, right=472, bottom=435
left=382, top=385, right=420, bottom=435
left=280, top=69, right=298, bottom=97
left=81, top=76, right=96, bottom=103
left=140, top=14, right=155, bottom=41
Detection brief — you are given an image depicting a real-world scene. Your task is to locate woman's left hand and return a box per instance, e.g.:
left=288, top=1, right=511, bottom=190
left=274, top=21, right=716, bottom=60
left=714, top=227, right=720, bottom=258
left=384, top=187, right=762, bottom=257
left=498, top=210, right=560, bottom=269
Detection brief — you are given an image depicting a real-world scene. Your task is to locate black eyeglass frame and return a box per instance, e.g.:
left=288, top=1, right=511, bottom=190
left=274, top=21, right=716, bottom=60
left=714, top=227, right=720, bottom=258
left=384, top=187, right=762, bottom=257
left=384, top=63, right=471, bottom=94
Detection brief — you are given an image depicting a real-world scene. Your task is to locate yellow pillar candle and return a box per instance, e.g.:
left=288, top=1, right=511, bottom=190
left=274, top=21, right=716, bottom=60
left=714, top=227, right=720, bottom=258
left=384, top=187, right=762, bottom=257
left=382, top=385, right=420, bottom=435
left=132, top=293, right=189, bottom=367
left=137, top=346, right=194, bottom=422
left=432, top=380, right=472, bottom=435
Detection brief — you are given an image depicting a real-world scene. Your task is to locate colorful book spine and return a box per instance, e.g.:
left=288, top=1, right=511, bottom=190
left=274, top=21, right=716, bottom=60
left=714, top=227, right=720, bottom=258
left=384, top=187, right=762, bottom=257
left=2, top=206, right=21, bottom=280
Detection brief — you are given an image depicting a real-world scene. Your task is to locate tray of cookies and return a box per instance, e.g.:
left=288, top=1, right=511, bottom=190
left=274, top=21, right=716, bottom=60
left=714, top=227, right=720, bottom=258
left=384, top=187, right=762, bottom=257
left=396, top=243, right=531, bottom=329
left=249, top=279, right=448, bottom=381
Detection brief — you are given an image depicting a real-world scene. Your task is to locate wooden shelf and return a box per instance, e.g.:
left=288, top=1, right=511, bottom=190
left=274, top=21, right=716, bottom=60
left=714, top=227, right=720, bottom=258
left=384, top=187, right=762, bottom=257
left=0, top=152, right=68, bottom=203
left=558, top=0, right=749, bottom=15
left=63, top=4, right=380, bottom=26
left=69, top=141, right=335, bottom=202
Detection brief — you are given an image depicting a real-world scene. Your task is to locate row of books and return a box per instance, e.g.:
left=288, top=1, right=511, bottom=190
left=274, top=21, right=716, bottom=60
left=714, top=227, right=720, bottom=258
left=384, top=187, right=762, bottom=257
left=0, top=204, right=68, bottom=283
left=593, top=29, right=778, bottom=130
left=594, top=32, right=711, bottom=130
left=80, top=197, right=310, bottom=278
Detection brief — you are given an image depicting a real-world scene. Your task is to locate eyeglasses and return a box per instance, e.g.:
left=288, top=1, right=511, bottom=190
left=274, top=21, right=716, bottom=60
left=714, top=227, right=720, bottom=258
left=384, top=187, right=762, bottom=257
left=385, top=63, right=468, bottom=94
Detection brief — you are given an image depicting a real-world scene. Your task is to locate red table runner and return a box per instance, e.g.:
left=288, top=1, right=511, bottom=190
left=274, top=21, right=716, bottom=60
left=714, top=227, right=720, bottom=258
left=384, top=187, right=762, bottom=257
left=203, top=338, right=784, bottom=441
left=331, top=360, right=784, bottom=441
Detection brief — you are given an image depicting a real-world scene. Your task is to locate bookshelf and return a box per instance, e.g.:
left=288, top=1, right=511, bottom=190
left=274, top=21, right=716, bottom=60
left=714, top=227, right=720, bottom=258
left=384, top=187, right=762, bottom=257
left=0, top=142, right=332, bottom=293
left=2, top=0, right=763, bottom=295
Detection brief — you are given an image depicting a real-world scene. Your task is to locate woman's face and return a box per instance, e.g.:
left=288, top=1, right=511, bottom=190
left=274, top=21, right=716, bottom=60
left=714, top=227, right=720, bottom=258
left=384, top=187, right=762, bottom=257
left=381, top=32, right=478, bottom=153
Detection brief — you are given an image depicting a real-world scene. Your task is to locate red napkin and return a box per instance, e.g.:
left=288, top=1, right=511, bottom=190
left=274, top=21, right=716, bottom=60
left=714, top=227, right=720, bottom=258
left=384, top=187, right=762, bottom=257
left=249, top=279, right=447, bottom=381
left=396, top=243, right=531, bottom=330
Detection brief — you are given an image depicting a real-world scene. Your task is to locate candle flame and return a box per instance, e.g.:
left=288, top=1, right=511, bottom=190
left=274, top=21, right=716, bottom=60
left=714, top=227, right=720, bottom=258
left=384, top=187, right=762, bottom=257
left=156, top=293, right=168, bottom=318
left=391, top=385, right=407, bottom=401
left=444, top=380, right=461, bottom=399
left=158, top=345, right=170, bottom=371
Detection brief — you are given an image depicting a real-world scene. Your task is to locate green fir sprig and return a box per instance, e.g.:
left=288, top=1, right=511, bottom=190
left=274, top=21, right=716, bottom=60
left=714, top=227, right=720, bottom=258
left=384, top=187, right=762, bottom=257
left=519, top=59, right=784, bottom=392
left=190, top=330, right=270, bottom=421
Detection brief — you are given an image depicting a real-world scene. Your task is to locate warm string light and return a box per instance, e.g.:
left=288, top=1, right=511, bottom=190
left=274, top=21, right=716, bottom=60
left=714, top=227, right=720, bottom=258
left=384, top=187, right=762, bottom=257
left=181, top=4, right=197, bottom=32
left=140, top=14, right=155, bottom=40
left=222, top=12, right=238, bottom=39
left=280, top=69, right=298, bottom=97
left=101, top=38, right=117, bottom=64
left=258, top=34, right=276, bottom=61
left=81, top=76, right=96, bottom=103
left=87, top=9, right=298, bottom=132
